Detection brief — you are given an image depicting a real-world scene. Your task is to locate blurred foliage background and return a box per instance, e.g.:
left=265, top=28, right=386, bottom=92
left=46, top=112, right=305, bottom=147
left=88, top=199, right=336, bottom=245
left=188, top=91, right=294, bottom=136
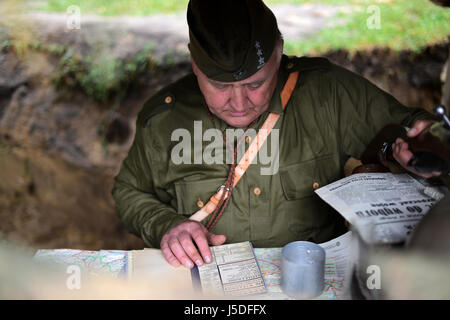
left=37, top=0, right=450, bottom=55
left=2, top=0, right=449, bottom=103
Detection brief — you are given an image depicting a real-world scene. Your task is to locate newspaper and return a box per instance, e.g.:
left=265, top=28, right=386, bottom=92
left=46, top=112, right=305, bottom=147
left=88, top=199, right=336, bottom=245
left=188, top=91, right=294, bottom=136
left=194, top=241, right=266, bottom=297
left=315, top=173, right=447, bottom=244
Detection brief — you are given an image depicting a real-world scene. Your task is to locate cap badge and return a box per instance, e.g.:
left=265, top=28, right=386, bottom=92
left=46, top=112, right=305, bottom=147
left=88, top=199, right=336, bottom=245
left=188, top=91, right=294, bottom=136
left=233, top=69, right=247, bottom=80
left=255, top=41, right=265, bottom=69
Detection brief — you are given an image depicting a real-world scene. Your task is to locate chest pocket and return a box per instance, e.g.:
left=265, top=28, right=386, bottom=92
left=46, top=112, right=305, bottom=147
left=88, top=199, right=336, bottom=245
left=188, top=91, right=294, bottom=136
left=174, top=178, right=225, bottom=216
left=279, top=154, right=341, bottom=240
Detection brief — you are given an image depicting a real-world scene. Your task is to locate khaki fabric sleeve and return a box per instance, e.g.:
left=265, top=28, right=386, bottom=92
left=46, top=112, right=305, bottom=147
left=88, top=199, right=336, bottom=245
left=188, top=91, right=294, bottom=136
left=332, top=66, right=437, bottom=159
left=111, top=123, right=188, bottom=248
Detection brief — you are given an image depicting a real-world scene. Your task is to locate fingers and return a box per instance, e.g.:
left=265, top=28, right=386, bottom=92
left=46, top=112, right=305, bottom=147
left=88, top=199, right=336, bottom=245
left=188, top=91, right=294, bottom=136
left=392, top=138, right=442, bottom=178
left=407, top=120, right=435, bottom=138
left=179, top=230, right=206, bottom=267
left=207, top=232, right=227, bottom=246
left=160, top=221, right=215, bottom=269
left=161, top=235, right=181, bottom=268
left=169, top=237, right=194, bottom=268
left=392, top=138, right=413, bottom=167
left=192, top=231, right=213, bottom=264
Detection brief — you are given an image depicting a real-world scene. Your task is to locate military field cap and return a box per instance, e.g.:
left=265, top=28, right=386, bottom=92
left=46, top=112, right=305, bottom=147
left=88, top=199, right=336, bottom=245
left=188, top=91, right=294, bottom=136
left=187, top=0, right=279, bottom=82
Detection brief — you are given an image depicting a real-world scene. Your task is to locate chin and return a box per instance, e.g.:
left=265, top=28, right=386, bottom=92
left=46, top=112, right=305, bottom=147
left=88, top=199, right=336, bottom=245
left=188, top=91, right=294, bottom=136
left=226, top=117, right=254, bottom=128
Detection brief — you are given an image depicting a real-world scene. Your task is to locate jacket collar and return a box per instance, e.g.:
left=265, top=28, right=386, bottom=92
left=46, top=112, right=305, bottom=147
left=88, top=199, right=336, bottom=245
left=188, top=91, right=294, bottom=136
left=266, top=54, right=290, bottom=115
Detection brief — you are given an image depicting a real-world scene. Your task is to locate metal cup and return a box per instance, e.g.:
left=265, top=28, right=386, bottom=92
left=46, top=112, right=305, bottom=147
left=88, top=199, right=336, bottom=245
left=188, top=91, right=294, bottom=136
left=281, top=241, right=325, bottom=299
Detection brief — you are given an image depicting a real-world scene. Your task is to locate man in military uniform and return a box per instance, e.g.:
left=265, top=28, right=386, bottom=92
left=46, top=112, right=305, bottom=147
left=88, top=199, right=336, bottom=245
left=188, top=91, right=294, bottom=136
left=112, top=0, right=437, bottom=269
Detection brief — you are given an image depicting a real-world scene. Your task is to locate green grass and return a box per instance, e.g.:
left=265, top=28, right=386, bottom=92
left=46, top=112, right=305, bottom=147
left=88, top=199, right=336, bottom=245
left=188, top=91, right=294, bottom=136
left=1, top=37, right=157, bottom=102
left=37, top=0, right=357, bottom=16
left=2, top=0, right=446, bottom=105
left=34, top=0, right=450, bottom=55
left=51, top=43, right=156, bottom=102
left=39, top=0, right=190, bottom=16
left=283, top=0, right=450, bottom=55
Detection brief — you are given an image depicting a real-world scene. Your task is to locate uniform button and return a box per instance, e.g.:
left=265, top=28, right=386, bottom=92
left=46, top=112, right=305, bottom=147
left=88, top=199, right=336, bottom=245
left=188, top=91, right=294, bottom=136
left=196, top=200, right=204, bottom=208
left=253, top=187, right=261, bottom=196
left=287, top=62, right=294, bottom=69
left=313, top=182, right=320, bottom=190
left=245, top=136, right=251, bottom=144
left=164, top=96, right=172, bottom=104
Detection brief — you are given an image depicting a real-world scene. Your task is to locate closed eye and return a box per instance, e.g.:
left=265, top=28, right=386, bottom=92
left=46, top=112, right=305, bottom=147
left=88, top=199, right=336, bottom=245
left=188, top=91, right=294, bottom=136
left=211, top=82, right=230, bottom=90
left=246, top=81, right=264, bottom=90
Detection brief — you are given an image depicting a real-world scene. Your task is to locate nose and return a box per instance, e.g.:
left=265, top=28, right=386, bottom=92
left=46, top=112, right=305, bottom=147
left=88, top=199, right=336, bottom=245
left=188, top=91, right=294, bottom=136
left=230, top=86, right=247, bottom=112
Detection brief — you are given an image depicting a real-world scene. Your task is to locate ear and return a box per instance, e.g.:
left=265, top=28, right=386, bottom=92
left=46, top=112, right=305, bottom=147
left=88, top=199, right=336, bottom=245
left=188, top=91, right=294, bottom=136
left=278, top=38, right=284, bottom=62
left=191, top=54, right=199, bottom=76
left=188, top=42, right=199, bottom=75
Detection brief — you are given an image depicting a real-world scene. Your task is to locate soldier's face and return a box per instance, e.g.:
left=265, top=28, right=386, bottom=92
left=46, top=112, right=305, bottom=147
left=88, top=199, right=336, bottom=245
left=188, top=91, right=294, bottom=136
left=192, top=46, right=281, bottom=128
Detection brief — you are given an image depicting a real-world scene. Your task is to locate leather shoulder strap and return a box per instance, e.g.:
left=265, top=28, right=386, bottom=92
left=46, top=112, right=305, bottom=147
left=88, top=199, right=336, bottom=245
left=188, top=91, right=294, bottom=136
left=281, top=71, right=299, bottom=109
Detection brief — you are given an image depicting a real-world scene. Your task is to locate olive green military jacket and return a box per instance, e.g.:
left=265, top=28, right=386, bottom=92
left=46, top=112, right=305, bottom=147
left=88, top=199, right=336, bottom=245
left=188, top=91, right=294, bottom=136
left=112, top=55, right=432, bottom=248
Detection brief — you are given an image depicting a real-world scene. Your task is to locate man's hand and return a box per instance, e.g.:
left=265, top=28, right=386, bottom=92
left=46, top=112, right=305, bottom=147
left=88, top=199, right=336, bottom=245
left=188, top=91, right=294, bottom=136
left=392, top=119, right=441, bottom=178
left=160, top=220, right=226, bottom=268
